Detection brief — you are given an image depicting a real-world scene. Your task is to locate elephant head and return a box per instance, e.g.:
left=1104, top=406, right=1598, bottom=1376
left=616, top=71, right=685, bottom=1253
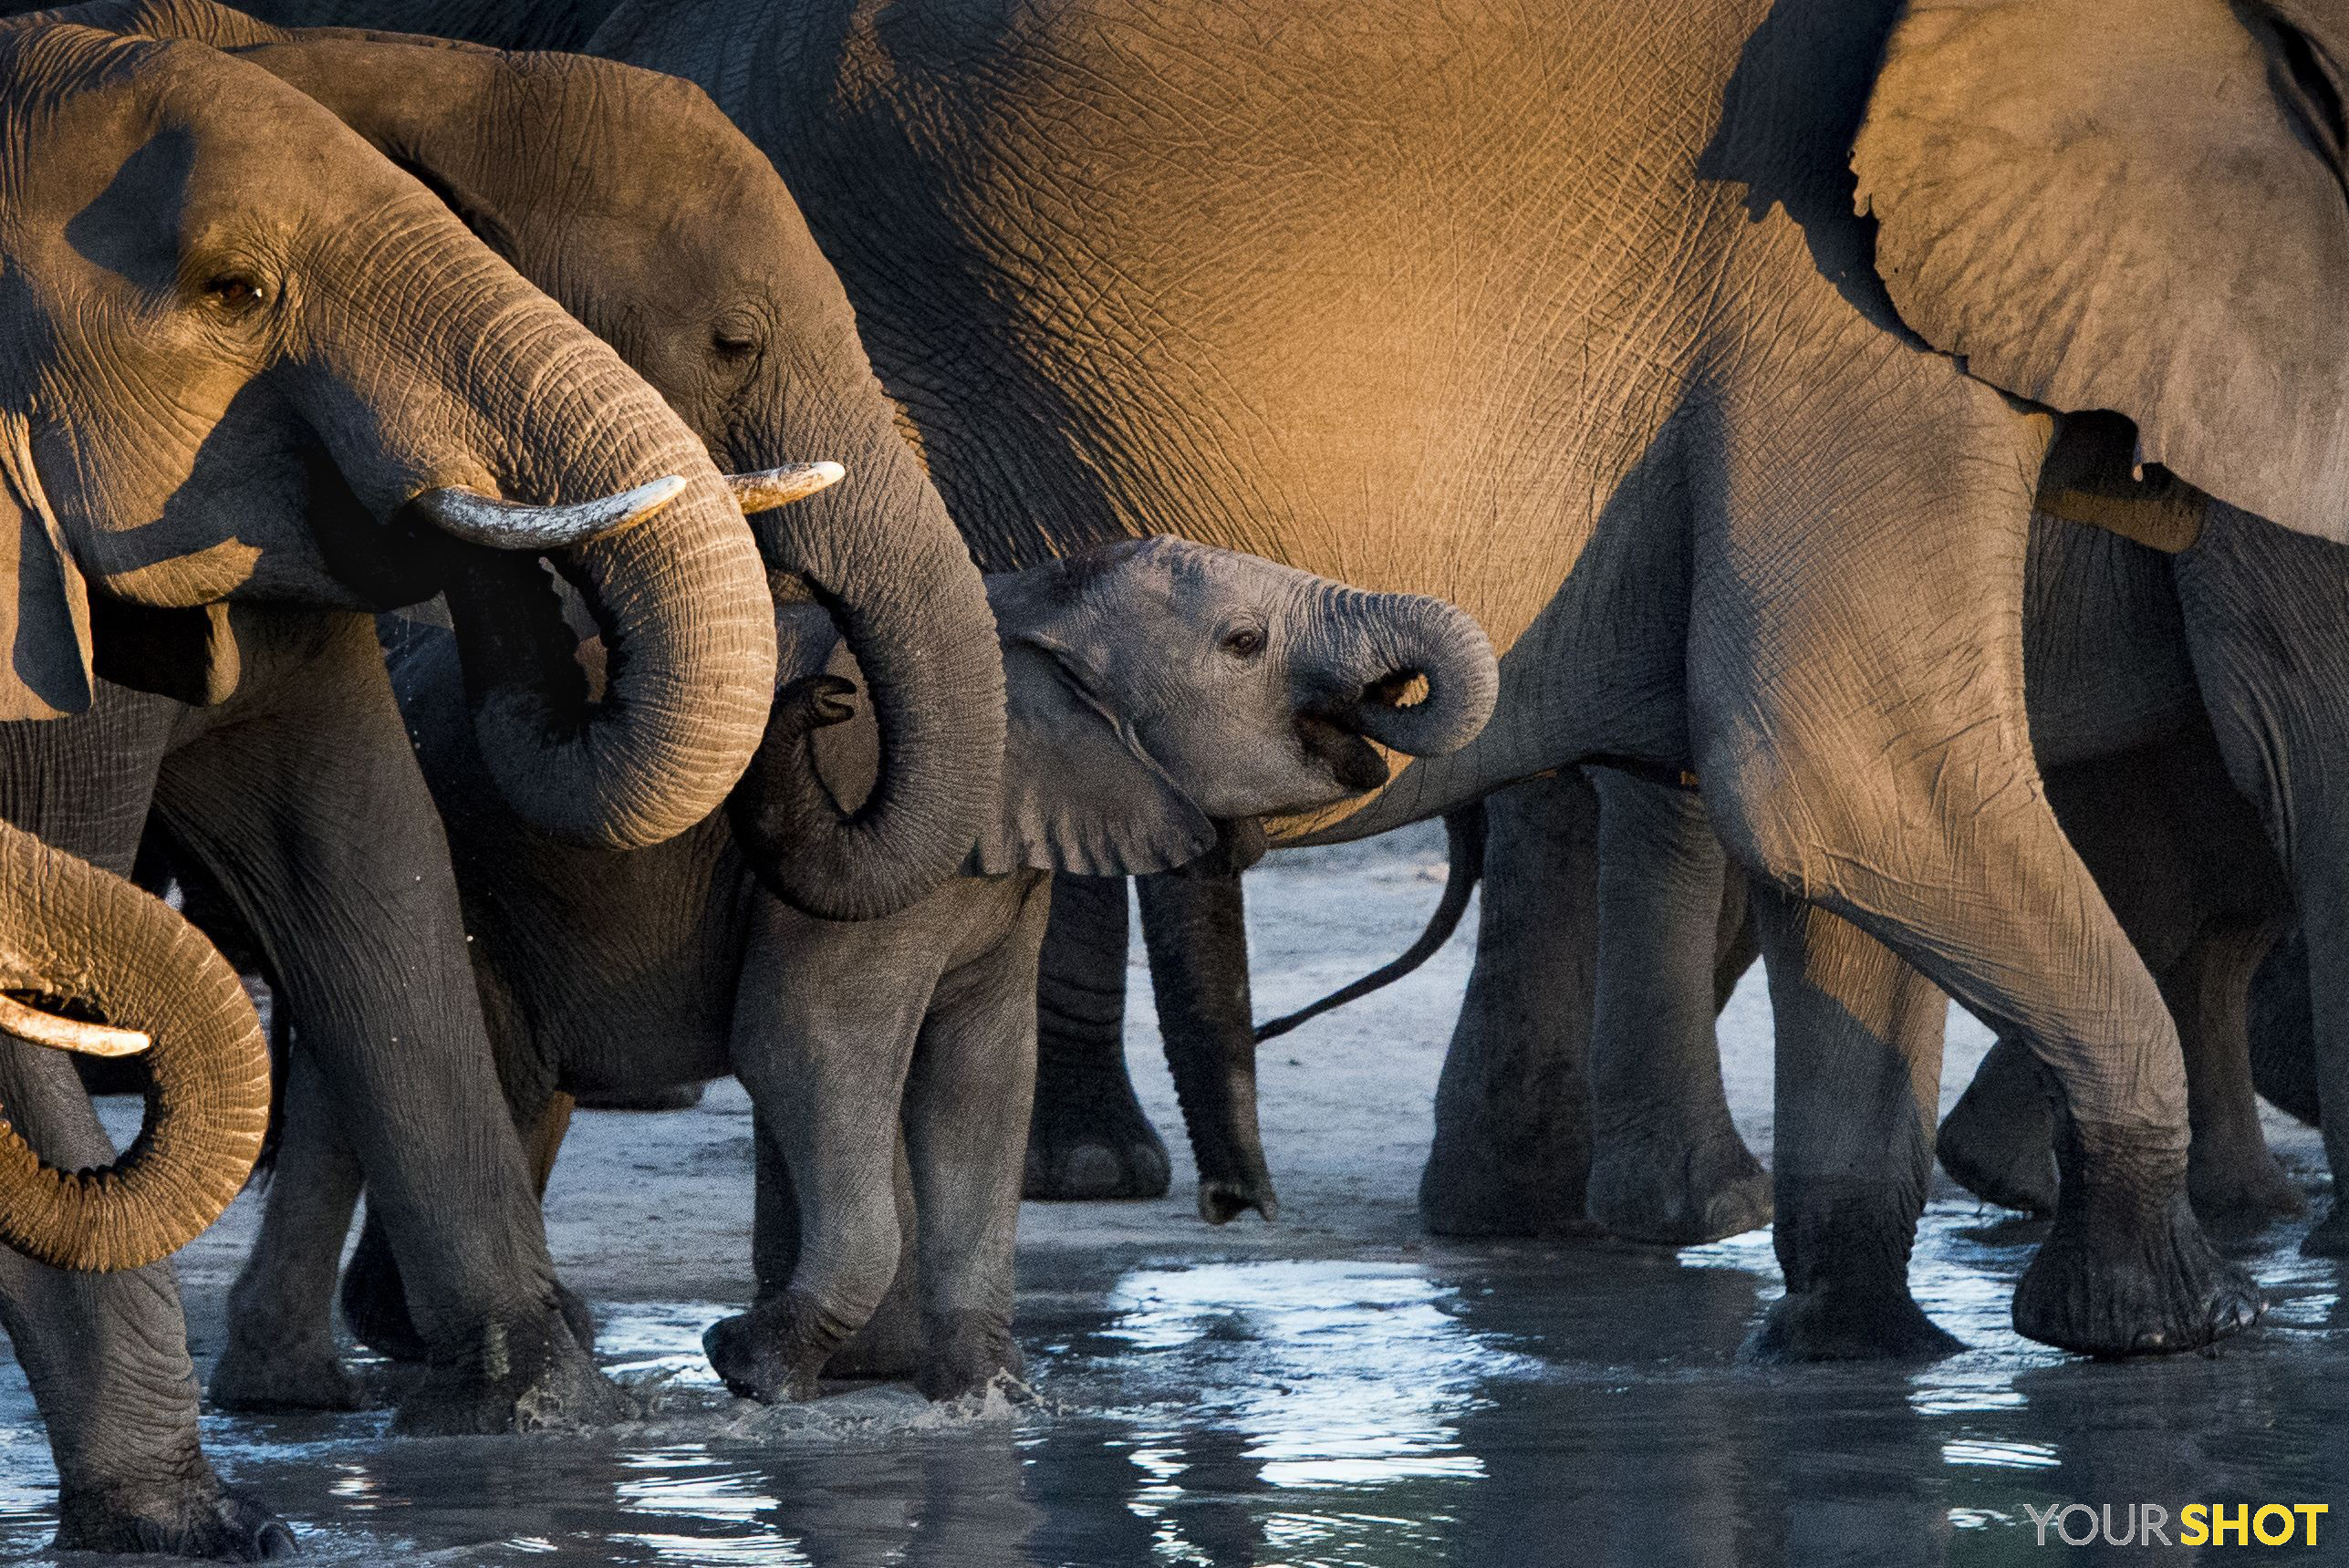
left=1853, top=0, right=2348, bottom=544
left=742, top=535, right=1499, bottom=882
left=0, top=818, right=269, bottom=1271
left=181, top=16, right=1007, bottom=919
left=0, top=14, right=778, bottom=848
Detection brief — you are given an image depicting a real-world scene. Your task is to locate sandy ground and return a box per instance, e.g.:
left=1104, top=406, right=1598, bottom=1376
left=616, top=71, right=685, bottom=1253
left=0, top=820, right=2335, bottom=1565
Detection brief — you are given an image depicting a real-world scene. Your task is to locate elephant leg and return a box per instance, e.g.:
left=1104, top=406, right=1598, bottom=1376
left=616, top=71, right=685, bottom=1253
left=0, top=1040, right=294, bottom=1559
left=1420, top=771, right=1603, bottom=1237
left=740, top=1119, right=923, bottom=1383
left=903, top=885, right=1050, bottom=1399
left=2246, top=930, right=2319, bottom=1124
left=1693, top=362, right=2253, bottom=1357
left=153, top=619, right=622, bottom=1434
left=1024, top=872, right=1169, bottom=1200
left=2170, top=508, right=2349, bottom=1257
left=2170, top=921, right=2304, bottom=1237
left=733, top=1084, right=921, bottom=1384
left=1743, top=888, right=1959, bottom=1362
left=706, top=898, right=938, bottom=1401
left=1934, top=1034, right=2057, bottom=1216
left=805, top=1133, right=925, bottom=1381
left=1583, top=767, right=1771, bottom=1245
left=211, top=1051, right=368, bottom=1411
left=337, top=1088, right=591, bottom=1366
left=1138, top=868, right=1275, bottom=1223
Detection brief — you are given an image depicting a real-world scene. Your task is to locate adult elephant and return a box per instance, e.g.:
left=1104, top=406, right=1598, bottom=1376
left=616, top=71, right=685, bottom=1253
left=25, top=7, right=1014, bottom=1407
left=16, top=0, right=1006, bottom=1432
left=0, top=8, right=825, bottom=1502
left=587, top=0, right=2347, bottom=1356
left=1299, top=509, right=2317, bottom=1349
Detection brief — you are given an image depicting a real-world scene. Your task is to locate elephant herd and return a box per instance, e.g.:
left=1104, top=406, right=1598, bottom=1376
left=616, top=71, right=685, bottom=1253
left=0, top=0, right=2334, bottom=1556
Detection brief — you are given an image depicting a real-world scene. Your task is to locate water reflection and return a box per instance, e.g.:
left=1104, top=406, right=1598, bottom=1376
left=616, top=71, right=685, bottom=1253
left=0, top=1210, right=2344, bottom=1563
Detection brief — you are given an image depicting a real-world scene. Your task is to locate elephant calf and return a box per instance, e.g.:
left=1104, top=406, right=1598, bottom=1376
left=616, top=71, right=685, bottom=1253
left=333, top=536, right=1494, bottom=1401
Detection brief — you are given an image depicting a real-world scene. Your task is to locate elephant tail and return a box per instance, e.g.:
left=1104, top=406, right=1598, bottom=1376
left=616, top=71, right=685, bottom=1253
left=1254, top=802, right=1487, bottom=1043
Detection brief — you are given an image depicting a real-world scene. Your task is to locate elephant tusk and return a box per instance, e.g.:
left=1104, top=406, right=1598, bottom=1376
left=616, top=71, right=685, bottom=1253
left=411, top=474, right=689, bottom=550
left=0, top=993, right=149, bottom=1057
left=728, top=462, right=846, bottom=513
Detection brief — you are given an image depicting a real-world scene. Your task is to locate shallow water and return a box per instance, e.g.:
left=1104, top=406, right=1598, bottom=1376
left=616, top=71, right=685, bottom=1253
left=4, top=1191, right=2344, bottom=1566
left=11, top=834, right=2341, bottom=1566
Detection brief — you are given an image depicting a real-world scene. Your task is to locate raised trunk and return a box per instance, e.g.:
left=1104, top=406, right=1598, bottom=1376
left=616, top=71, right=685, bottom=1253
left=0, top=819, right=269, bottom=1271
left=1304, top=585, right=1499, bottom=758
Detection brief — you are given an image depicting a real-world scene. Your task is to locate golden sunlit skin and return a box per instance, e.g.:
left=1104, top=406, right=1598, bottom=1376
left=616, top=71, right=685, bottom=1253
left=579, top=0, right=2349, bottom=1370
left=0, top=0, right=2331, bottom=1559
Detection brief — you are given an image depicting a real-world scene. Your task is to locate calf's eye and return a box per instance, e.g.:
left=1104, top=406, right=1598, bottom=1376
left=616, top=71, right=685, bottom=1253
left=1221, top=627, right=1265, bottom=658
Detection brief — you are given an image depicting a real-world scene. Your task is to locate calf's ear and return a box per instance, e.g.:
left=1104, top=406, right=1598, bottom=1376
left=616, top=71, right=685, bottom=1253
left=0, top=419, right=92, bottom=722
left=972, top=639, right=1215, bottom=877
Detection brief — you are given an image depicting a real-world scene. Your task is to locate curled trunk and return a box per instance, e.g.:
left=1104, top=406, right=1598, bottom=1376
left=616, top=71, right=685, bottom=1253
left=442, top=468, right=777, bottom=850
left=0, top=820, right=269, bottom=1271
left=1304, top=586, right=1498, bottom=758
left=732, top=410, right=1006, bottom=921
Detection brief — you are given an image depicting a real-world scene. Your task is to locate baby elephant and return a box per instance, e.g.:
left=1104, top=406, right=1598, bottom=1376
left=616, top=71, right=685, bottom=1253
left=712, top=535, right=1495, bottom=1399
left=333, top=535, right=1496, bottom=1403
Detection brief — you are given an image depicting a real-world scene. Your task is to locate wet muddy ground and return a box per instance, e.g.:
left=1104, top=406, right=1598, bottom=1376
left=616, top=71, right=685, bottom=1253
left=5, top=824, right=2340, bottom=1565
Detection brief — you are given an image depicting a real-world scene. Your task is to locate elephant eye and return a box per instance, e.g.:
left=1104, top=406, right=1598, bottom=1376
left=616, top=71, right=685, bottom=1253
left=712, top=326, right=762, bottom=361
left=1220, top=625, right=1266, bottom=659
left=201, top=273, right=266, bottom=317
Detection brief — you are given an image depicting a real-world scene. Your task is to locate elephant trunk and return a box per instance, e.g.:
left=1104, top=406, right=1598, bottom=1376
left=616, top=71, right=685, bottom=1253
left=289, top=187, right=775, bottom=852
left=1302, top=585, right=1499, bottom=758
left=1138, top=869, right=1279, bottom=1224
left=0, top=822, right=269, bottom=1272
left=731, top=395, right=1006, bottom=921
left=434, top=396, right=776, bottom=853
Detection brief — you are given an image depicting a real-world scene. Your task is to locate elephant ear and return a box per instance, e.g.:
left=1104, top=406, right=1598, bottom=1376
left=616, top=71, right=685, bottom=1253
left=0, top=417, right=92, bottom=722
left=1852, top=0, right=2349, bottom=540
left=970, top=639, right=1216, bottom=877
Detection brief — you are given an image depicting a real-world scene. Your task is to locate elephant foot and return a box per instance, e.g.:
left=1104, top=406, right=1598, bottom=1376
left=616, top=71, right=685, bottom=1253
left=2188, top=1143, right=2306, bottom=1241
left=822, top=1278, right=923, bottom=1380
left=1024, top=1072, right=1172, bottom=1201
left=338, top=1223, right=424, bottom=1363
left=57, top=1480, right=296, bottom=1561
left=2014, top=1182, right=2263, bottom=1356
left=1743, top=1286, right=1964, bottom=1363
left=1417, top=1136, right=1599, bottom=1239
left=391, top=1305, right=631, bottom=1435
left=704, top=1291, right=853, bottom=1404
left=2299, top=1201, right=2349, bottom=1257
left=1935, top=1043, right=2058, bottom=1216
left=209, top=1332, right=363, bottom=1415
left=1586, top=1128, right=1772, bottom=1245
left=917, top=1311, right=1024, bottom=1402
left=1935, top=1106, right=2057, bottom=1218
left=342, top=1225, right=596, bottom=1364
